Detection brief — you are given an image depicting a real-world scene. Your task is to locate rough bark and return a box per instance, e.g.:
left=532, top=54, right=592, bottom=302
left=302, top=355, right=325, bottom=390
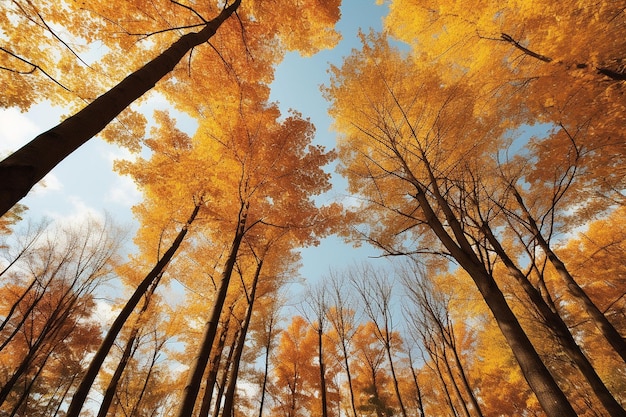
left=0, top=0, right=241, bottom=217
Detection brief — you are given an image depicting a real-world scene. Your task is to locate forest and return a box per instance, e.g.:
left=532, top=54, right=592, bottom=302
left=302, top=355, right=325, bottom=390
left=0, top=0, right=625, bottom=416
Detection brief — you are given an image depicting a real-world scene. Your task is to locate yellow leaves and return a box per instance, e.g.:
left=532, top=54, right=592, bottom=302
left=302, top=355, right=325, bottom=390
left=246, top=0, right=341, bottom=57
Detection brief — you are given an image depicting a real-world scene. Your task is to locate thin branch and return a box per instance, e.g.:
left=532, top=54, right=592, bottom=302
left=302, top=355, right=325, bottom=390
left=169, top=0, right=208, bottom=23
left=125, top=22, right=207, bottom=38
left=0, top=47, right=72, bottom=92
left=500, top=33, right=553, bottom=63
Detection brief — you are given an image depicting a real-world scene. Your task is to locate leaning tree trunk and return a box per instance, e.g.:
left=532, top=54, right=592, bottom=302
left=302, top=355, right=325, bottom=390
left=407, top=349, right=426, bottom=417
left=65, top=200, right=202, bottom=417
left=198, top=312, right=232, bottom=417
left=0, top=0, right=241, bottom=217
left=411, top=183, right=577, bottom=417
left=221, top=259, right=263, bottom=417
left=96, top=274, right=163, bottom=417
left=512, top=187, right=626, bottom=364
left=483, top=223, right=626, bottom=416
left=175, top=202, right=248, bottom=417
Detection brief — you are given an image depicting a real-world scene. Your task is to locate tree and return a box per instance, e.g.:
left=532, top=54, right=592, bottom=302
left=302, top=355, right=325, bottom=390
left=0, top=0, right=342, bottom=216
left=300, top=282, right=331, bottom=417
left=65, top=199, right=203, bottom=417
left=268, top=315, right=319, bottom=417
left=349, top=321, right=397, bottom=417
left=349, top=264, right=409, bottom=417
left=0, top=217, right=123, bottom=416
left=324, top=270, right=360, bottom=417
left=401, top=265, right=483, bottom=417
left=325, top=33, right=577, bottom=416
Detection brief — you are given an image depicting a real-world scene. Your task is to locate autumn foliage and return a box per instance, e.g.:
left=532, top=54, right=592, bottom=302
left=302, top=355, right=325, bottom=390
left=1, top=0, right=626, bottom=417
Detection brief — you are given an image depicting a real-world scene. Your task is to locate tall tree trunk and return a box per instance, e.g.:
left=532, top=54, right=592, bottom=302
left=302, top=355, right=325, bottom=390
left=340, top=338, right=359, bottom=417
left=175, top=202, right=248, bottom=417
left=212, top=327, right=239, bottom=417
left=383, top=338, right=408, bottom=417
left=411, top=184, right=577, bottom=417
left=65, top=200, right=202, bottom=417
left=199, top=313, right=232, bottom=417
left=407, top=349, right=426, bottom=417
left=221, top=259, right=263, bottom=417
left=483, top=223, right=626, bottom=416
left=447, top=336, right=483, bottom=417
left=440, top=343, right=471, bottom=417
left=512, top=187, right=626, bottom=364
left=0, top=0, right=242, bottom=217
left=96, top=274, right=163, bottom=417
left=317, top=325, right=329, bottom=417
left=258, top=312, right=276, bottom=417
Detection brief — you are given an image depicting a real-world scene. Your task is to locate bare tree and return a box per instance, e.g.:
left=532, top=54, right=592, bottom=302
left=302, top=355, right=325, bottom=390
left=349, top=263, right=409, bottom=417
left=324, top=270, right=360, bottom=417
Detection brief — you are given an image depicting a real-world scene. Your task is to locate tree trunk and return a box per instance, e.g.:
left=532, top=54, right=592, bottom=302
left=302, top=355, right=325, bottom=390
left=448, top=336, right=483, bottom=417
left=199, top=313, right=232, bottom=417
left=407, top=349, right=426, bottom=417
left=221, top=259, right=263, bottom=417
left=412, top=186, right=577, bottom=417
left=212, top=327, right=239, bottom=417
left=96, top=274, right=162, bottom=417
left=342, top=338, right=359, bottom=417
left=175, top=202, right=248, bottom=417
left=483, top=223, right=626, bottom=416
left=258, top=313, right=276, bottom=417
left=0, top=0, right=241, bottom=217
left=384, top=338, right=408, bottom=417
left=440, top=343, right=471, bottom=417
left=317, top=326, right=329, bottom=417
left=512, top=187, right=626, bottom=364
left=65, top=200, right=202, bottom=417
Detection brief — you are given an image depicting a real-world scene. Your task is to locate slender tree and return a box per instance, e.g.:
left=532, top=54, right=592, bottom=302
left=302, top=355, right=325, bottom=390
left=65, top=199, right=202, bottom=417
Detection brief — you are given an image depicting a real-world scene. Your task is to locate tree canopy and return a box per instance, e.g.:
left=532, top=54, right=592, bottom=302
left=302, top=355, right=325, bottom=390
left=1, top=1, right=625, bottom=417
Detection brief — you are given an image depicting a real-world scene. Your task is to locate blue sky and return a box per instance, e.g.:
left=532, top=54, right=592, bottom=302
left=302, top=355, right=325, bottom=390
left=0, top=1, right=391, bottom=292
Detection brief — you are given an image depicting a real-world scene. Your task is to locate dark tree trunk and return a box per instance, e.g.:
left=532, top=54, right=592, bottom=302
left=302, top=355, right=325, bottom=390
left=483, top=223, right=626, bottom=416
left=257, top=313, right=276, bottom=417
left=198, top=313, right=232, bottom=417
left=0, top=0, right=241, bottom=217
left=212, top=327, right=239, bottom=417
left=317, top=326, right=329, bottom=417
left=411, top=185, right=577, bottom=417
left=96, top=274, right=162, bottom=417
left=407, top=349, right=426, bottom=417
left=221, top=259, right=263, bottom=417
left=65, top=200, right=202, bottom=417
left=175, top=202, right=248, bottom=417
left=512, top=187, right=626, bottom=365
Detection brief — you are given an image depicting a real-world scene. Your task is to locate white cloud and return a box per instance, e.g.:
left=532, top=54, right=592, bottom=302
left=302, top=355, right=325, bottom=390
left=106, top=175, right=141, bottom=208
left=0, top=108, right=39, bottom=155
left=93, top=299, right=120, bottom=327
left=32, top=172, right=63, bottom=194
left=44, top=196, right=104, bottom=226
